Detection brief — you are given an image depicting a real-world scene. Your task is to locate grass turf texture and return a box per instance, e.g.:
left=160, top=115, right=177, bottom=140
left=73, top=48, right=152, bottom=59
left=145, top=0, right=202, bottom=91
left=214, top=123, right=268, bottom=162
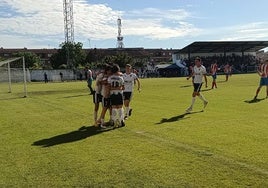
left=0, top=74, right=268, bottom=187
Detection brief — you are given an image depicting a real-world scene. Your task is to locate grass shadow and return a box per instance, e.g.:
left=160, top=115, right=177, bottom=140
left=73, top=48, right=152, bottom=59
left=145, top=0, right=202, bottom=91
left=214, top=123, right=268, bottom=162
left=32, top=125, right=115, bottom=147
left=156, top=110, right=203, bottom=125
left=0, top=96, right=26, bottom=101
left=61, top=94, right=89, bottom=99
left=244, top=98, right=266, bottom=104
left=28, top=88, right=86, bottom=96
left=217, top=80, right=227, bottom=83
left=201, top=88, right=212, bottom=92
left=180, top=85, right=192, bottom=88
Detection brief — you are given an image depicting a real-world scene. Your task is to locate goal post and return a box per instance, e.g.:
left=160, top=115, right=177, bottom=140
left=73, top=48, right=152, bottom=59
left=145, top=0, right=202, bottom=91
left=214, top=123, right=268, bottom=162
left=0, top=57, right=28, bottom=97
left=22, top=56, right=27, bottom=97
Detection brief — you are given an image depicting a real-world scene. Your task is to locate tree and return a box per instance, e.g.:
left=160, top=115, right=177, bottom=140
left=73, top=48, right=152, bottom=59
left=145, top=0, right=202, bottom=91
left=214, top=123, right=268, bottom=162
left=95, top=52, right=133, bottom=68
left=12, top=52, right=41, bottom=68
left=133, top=57, right=149, bottom=68
left=85, top=48, right=106, bottom=68
left=50, top=42, right=86, bottom=69
left=112, top=52, right=133, bottom=67
left=102, top=55, right=114, bottom=64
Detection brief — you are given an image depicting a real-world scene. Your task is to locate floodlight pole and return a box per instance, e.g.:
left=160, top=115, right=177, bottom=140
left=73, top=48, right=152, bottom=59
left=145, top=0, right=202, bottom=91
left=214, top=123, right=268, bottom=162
left=8, top=62, right=11, bottom=93
left=22, top=56, right=27, bottom=98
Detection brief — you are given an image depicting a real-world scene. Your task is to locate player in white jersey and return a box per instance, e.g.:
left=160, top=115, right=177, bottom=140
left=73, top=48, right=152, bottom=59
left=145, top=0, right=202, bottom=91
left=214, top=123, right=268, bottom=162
left=107, top=64, right=125, bottom=127
left=186, top=57, right=208, bottom=113
left=93, top=69, right=104, bottom=125
left=123, top=64, right=141, bottom=119
left=96, top=64, right=112, bottom=128
left=253, top=62, right=268, bottom=100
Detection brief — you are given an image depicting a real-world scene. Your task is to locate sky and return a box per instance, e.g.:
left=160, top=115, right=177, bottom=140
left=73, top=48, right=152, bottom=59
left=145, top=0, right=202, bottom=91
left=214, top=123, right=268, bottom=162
left=0, top=0, right=268, bottom=50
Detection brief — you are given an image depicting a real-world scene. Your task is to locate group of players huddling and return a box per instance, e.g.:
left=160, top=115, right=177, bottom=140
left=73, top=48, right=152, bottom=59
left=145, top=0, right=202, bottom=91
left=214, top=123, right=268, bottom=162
left=91, top=57, right=267, bottom=126
left=92, top=63, right=141, bottom=128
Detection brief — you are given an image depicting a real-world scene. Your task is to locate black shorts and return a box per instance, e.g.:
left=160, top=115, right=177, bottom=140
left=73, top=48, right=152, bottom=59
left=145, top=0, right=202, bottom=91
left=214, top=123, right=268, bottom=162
left=123, top=92, right=133, bottom=101
left=110, top=93, right=124, bottom=106
left=102, top=97, right=111, bottom=108
left=212, top=74, right=217, bottom=80
left=193, top=83, right=202, bottom=92
left=93, top=93, right=103, bottom=104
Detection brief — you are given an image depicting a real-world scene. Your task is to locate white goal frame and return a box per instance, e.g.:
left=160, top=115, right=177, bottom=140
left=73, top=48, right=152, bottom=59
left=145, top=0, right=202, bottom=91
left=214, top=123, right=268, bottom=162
left=0, top=57, right=28, bottom=97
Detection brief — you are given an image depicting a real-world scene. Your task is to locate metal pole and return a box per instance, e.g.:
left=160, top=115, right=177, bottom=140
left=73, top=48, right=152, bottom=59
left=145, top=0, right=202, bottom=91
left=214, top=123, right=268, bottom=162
left=22, top=56, right=27, bottom=98
left=8, top=62, right=11, bottom=93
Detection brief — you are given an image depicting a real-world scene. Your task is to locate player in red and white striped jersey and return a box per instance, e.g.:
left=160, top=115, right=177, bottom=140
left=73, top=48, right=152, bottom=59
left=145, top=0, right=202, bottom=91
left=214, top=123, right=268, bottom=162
left=253, top=62, right=268, bottom=100
left=224, top=63, right=232, bottom=81
left=210, top=61, right=218, bottom=89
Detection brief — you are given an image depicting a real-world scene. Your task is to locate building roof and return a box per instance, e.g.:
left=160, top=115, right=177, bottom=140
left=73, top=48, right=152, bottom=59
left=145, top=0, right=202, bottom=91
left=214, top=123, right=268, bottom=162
left=156, top=63, right=180, bottom=69
left=177, top=41, right=268, bottom=54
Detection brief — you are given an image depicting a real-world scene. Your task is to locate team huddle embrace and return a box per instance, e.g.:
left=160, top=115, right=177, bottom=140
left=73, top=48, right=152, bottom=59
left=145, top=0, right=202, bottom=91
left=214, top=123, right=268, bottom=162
left=92, top=63, right=141, bottom=128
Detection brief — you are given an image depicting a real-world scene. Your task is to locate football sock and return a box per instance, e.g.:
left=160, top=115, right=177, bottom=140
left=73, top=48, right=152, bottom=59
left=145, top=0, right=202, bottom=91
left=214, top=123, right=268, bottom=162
left=198, top=94, right=206, bottom=102
left=191, top=97, right=196, bottom=107
left=118, top=108, right=124, bottom=121
left=94, top=111, right=97, bottom=122
left=112, top=109, right=117, bottom=121
left=125, top=107, right=130, bottom=117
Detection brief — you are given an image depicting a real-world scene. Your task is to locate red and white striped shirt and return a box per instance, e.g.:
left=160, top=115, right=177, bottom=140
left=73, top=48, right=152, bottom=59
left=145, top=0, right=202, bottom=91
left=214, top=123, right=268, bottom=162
left=259, top=63, right=268, bottom=77
left=211, top=63, right=218, bottom=75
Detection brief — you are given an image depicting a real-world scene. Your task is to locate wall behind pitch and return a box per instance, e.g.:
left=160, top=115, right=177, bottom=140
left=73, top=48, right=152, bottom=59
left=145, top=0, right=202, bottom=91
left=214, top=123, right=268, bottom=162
left=30, top=69, right=75, bottom=82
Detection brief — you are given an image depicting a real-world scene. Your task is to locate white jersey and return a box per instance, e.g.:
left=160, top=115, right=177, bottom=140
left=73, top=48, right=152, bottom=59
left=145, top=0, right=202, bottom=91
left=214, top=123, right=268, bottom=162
left=87, top=69, right=93, bottom=79
left=95, top=72, right=104, bottom=94
left=123, top=73, right=138, bottom=92
left=108, top=74, right=124, bottom=94
left=193, top=65, right=206, bottom=83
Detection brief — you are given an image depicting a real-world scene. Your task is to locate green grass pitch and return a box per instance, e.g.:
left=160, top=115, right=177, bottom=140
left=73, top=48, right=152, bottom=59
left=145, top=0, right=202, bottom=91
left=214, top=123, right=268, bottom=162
left=0, top=74, right=268, bottom=187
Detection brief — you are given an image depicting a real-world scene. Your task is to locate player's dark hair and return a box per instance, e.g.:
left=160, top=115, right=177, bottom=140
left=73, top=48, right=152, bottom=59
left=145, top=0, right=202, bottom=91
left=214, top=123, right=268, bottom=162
left=111, top=64, right=120, bottom=73
left=104, top=64, right=112, bottom=73
left=195, top=57, right=201, bottom=62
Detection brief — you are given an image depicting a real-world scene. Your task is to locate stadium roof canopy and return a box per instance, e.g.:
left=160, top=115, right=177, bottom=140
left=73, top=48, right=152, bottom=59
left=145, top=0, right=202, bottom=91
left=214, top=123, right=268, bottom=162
left=177, top=41, right=268, bottom=54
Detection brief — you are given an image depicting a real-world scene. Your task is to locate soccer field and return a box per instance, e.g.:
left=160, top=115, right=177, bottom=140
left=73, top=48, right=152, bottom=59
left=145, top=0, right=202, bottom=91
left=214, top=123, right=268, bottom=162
left=0, top=74, right=268, bottom=187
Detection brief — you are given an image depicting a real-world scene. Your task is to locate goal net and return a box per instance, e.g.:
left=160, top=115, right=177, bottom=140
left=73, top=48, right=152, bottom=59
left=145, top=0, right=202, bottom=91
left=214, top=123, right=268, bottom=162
left=0, top=57, right=30, bottom=97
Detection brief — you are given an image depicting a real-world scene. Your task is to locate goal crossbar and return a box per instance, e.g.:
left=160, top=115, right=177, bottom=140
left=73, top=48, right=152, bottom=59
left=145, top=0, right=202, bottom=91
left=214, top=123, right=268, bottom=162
left=0, top=57, right=22, bottom=67
left=0, top=57, right=28, bottom=97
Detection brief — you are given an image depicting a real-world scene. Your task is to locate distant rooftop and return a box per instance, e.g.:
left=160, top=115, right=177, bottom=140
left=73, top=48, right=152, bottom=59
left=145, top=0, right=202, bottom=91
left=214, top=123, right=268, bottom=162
left=177, top=41, right=268, bottom=54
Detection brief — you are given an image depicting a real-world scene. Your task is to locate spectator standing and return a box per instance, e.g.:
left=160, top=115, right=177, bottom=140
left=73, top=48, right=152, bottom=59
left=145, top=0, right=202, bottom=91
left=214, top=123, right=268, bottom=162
left=59, top=72, right=63, bottom=82
left=44, top=72, right=48, bottom=83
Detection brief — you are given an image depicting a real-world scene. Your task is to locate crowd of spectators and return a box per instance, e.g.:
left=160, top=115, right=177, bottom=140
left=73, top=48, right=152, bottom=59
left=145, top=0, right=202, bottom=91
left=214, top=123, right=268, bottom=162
left=82, top=54, right=261, bottom=79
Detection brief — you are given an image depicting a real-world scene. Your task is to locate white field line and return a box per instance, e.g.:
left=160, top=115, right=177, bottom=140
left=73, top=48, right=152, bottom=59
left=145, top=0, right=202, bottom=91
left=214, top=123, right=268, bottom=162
left=133, top=131, right=268, bottom=176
